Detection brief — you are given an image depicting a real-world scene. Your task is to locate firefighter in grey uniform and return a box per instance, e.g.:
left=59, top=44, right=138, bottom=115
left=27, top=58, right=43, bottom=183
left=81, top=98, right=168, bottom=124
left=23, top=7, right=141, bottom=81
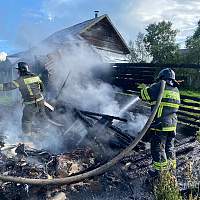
left=0, top=62, right=45, bottom=135
left=140, top=68, right=180, bottom=176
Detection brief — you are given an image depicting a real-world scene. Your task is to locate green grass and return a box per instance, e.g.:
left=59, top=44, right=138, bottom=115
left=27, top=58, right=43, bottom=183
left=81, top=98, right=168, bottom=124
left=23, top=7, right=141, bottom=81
left=154, top=171, right=200, bottom=200
left=154, top=171, right=182, bottom=200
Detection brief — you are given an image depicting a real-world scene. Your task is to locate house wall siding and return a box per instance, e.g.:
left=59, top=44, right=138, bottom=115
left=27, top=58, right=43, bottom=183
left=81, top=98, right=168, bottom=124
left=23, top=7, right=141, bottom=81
left=81, top=18, right=128, bottom=54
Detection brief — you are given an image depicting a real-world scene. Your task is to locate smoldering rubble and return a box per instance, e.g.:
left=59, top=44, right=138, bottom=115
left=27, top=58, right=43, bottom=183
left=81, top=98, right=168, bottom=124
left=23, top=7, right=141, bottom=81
left=0, top=97, right=200, bottom=200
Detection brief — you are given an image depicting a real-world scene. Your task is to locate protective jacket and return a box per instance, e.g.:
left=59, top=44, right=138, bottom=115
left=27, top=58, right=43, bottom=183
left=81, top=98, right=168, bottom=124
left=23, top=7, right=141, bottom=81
left=141, top=81, right=180, bottom=132
left=0, top=73, right=44, bottom=104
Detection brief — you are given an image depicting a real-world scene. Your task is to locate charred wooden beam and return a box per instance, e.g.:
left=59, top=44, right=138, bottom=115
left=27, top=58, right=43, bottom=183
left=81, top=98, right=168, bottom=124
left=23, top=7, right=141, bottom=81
left=108, top=125, right=134, bottom=144
left=79, top=110, right=127, bottom=122
left=74, top=109, right=93, bottom=128
left=74, top=109, right=137, bottom=150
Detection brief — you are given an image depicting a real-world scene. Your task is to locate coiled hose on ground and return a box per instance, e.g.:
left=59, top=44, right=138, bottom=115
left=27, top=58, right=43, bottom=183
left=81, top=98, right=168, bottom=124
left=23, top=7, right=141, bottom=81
left=0, top=80, right=166, bottom=185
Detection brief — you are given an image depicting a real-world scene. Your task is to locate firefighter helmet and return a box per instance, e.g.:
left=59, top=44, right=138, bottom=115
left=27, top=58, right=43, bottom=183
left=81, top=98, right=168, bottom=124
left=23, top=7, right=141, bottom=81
left=16, top=62, right=30, bottom=72
left=157, top=68, right=175, bottom=81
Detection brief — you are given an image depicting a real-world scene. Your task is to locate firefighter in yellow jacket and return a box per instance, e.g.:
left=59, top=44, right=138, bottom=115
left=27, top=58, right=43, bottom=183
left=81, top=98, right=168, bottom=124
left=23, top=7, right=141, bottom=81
left=141, top=68, right=180, bottom=177
left=0, top=62, right=45, bottom=135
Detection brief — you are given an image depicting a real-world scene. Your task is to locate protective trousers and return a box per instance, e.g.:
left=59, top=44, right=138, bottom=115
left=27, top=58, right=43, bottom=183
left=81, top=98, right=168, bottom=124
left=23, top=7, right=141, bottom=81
left=22, top=100, right=46, bottom=134
left=150, top=130, right=176, bottom=171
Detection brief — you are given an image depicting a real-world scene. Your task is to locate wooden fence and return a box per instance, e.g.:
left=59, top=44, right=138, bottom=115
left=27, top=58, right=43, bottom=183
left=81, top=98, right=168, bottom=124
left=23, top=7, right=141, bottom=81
left=178, top=95, right=200, bottom=131
left=107, top=63, right=200, bottom=90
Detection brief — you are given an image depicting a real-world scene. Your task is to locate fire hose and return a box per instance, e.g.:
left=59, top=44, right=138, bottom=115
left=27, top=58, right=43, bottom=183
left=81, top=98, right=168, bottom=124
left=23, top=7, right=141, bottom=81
left=0, top=80, right=166, bottom=185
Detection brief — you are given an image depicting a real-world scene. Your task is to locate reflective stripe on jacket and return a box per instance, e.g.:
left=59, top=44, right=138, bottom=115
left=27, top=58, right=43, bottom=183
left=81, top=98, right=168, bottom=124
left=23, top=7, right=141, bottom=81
left=0, top=74, right=44, bottom=103
left=141, top=81, right=180, bottom=131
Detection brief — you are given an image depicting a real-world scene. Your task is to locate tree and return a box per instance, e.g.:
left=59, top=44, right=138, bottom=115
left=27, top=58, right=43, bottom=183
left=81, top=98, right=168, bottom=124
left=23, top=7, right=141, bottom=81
left=144, top=21, right=180, bottom=64
left=128, top=32, right=150, bottom=63
left=185, top=20, right=200, bottom=64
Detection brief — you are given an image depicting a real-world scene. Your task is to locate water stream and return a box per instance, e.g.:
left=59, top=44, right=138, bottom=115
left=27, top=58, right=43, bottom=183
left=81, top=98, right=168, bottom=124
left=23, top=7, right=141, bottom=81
left=118, top=96, right=140, bottom=117
left=112, top=96, right=140, bottom=127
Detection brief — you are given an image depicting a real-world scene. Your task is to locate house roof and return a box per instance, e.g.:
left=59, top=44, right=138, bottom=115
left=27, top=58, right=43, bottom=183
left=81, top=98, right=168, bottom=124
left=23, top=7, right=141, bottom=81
left=43, top=14, right=130, bottom=54
left=43, top=17, right=99, bottom=44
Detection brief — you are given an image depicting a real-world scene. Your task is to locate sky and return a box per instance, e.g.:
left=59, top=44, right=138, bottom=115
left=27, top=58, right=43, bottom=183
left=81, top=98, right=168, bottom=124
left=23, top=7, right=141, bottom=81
left=1, top=0, right=200, bottom=55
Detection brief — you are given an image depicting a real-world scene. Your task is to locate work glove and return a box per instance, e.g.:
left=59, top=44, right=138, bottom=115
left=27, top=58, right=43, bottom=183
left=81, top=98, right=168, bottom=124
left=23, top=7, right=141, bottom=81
left=137, top=83, right=147, bottom=89
left=0, top=52, right=7, bottom=62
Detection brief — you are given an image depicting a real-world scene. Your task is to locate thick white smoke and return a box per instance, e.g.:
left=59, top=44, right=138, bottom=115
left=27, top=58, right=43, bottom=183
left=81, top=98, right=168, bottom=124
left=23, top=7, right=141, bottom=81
left=126, top=113, right=148, bottom=135
left=0, top=36, right=148, bottom=153
left=42, top=40, right=121, bottom=116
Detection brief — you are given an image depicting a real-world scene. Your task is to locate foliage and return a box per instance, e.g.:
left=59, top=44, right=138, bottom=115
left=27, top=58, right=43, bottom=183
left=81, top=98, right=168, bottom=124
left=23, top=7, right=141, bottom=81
left=186, top=21, right=200, bottom=64
left=154, top=171, right=182, bottom=200
left=144, top=21, right=180, bottom=64
left=128, top=32, right=150, bottom=63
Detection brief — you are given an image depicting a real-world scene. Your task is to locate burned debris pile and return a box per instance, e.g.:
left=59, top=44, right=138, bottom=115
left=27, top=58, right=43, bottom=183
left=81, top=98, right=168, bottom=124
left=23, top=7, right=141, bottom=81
left=0, top=99, right=199, bottom=200
left=0, top=143, right=96, bottom=200
left=0, top=134, right=199, bottom=200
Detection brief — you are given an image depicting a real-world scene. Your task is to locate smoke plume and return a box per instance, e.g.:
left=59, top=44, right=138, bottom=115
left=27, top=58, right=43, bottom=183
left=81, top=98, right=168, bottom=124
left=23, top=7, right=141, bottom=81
left=1, top=35, right=148, bottom=153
